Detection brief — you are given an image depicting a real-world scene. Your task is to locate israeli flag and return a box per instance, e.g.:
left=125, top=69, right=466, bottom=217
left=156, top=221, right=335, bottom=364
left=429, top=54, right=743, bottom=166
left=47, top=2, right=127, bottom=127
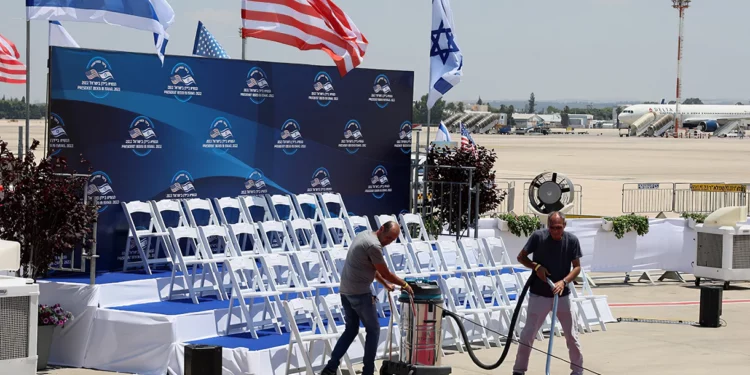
left=435, top=121, right=452, bottom=142
left=27, top=0, right=175, bottom=64
left=427, top=0, right=463, bottom=109
left=49, top=21, right=79, bottom=48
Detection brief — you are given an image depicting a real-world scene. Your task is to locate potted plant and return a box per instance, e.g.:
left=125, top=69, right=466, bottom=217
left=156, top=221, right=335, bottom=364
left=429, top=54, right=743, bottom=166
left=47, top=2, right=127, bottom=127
left=681, top=212, right=708, bottom=229
left=493, top=213, right=541, bottom=238
left=0, top=140, right=99, bottom=280
left=601, top=214, right=650, bottom=239
left=37, top=304, right=73, bottom=370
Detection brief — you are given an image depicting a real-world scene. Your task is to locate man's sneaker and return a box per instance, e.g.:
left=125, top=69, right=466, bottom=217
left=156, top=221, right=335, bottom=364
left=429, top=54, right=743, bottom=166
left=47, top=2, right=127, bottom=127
left=512, top=372, right=524, bottom=375
left=320, top=369, right=336, bottom=375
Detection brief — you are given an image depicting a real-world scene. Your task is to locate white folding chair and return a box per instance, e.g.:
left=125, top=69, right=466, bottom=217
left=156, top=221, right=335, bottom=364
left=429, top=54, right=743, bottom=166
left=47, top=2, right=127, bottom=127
left=287, top=219, right=324, bottom=252
left=121, top=201, right=173, bottom=274
left=151, top=198, right=192, bottom=256
left=399, top=213, right=430, bottom=242
left=408, top=241, right=451, bottom=277
left=166, top=226, right=226, bottom=304
left=294, top=193, right=326, bottom=222
left=435, top=240, right=463, bottom=274
left=318, top=294, right=366, bottom=361
left=283, top=298, right=347, bottom=375
left=320, top=218, right=352, bottom=250
left=257, top=253, right=315, bottom=300
left=214, top=196, right=252, bottom=225
left=294, top=251, right=340, bottom=296
left=239, top=195, right=275, bottom=223
left=183, top=198, right=221, bottom=227
left=345, top=215, right=373, bottom=240
left=439, top=276, right=493, bottom=351
left=224, top=256, right=284, bottom=338
left=258, top=220, right=295, bottom=253
left=267, top=194, right=300, bottom=221
left=318, top=193, right=350, bottom=219
left=567, top=268, right=608, bottom=333
left=226, top=222, right=264, bottom=256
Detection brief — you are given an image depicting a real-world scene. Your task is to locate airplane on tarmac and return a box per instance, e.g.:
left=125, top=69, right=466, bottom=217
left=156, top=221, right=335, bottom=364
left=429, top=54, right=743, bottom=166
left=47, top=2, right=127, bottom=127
left=618, top=100, right=750, bottom=132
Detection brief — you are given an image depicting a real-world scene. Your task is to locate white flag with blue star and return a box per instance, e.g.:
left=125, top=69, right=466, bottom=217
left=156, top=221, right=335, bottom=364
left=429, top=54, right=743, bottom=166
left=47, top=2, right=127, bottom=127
left=193, top=21, right=230, bottom=59
left=49, top=21, right=79, bottom=48
left=427, top=0, right=463, bottom=109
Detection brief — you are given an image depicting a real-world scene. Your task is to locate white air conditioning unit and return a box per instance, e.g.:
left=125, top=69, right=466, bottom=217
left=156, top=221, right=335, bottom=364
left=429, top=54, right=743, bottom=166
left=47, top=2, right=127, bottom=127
left=693, top=206, right=750, bottom=289
left=0, top=239, right=39, bottom=374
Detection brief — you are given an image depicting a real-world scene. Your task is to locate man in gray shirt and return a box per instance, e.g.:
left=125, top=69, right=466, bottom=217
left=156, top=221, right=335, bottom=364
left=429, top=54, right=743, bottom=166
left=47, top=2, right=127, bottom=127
left=321, top=221, right=413, bottom=375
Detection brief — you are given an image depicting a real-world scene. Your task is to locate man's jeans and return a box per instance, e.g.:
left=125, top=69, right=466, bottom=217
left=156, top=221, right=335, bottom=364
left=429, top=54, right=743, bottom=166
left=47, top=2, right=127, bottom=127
left=513, top=293, right=584, bottom=375
left=324, top=293, right=380, bottom=375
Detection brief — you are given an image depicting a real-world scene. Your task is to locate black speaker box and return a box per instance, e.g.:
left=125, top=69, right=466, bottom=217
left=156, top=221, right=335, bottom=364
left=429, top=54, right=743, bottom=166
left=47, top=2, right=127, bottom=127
left=185, top=344, right=222, bottom=375
left=699, top=286, right=722, bottom=328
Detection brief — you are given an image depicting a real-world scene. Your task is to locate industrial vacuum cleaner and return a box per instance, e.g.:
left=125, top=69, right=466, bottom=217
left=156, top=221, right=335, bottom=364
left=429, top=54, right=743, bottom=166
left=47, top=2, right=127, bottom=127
left=380, top=275, right=562, bottom=375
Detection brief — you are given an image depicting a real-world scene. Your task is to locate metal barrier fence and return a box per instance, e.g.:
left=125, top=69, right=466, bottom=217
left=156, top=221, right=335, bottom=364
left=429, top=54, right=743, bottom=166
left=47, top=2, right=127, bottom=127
left=485, top=180, right=515, bottom=215
left=621, top=182, right=749, bottom=214
left=622, top=183, right=675, bottom=213
left=523, top=182, right=583, bottom=215
left=417, top=165, right=480, bottom=240
left=673, top=183, right=747, bottom=213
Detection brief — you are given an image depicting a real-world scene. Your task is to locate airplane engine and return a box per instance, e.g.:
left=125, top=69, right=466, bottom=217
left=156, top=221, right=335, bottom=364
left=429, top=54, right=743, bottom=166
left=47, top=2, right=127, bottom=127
left=699, top=120, right=719, bottom=132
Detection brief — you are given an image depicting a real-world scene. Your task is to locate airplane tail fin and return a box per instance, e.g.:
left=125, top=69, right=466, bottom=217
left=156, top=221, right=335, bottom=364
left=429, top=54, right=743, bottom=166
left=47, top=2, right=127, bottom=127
left=660, top=98, right=667, bottom=104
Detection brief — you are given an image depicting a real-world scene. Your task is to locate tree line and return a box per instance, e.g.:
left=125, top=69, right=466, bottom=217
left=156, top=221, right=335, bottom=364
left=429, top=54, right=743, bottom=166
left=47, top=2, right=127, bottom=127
left=0, top=97, right=47, bottom=120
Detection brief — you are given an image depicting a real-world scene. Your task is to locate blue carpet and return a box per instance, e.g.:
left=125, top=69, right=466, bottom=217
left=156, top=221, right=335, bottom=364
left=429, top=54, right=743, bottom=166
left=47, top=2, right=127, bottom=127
left=45, top=269, right=176, bottom=284
left=188, top=317, right=392, bottom=351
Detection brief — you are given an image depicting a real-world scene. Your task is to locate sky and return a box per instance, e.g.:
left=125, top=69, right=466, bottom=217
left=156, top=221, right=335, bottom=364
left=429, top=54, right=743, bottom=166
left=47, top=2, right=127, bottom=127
left=2, top=0, right=750, bottom=104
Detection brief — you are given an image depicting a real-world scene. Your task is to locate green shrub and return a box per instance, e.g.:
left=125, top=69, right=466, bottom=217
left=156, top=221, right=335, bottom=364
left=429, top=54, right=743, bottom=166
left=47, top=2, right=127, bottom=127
left=681, top=212, right=708, bottom=223
left=493, top=213, right=541, bottom=238
left=603, top=214, right=649, bottom=239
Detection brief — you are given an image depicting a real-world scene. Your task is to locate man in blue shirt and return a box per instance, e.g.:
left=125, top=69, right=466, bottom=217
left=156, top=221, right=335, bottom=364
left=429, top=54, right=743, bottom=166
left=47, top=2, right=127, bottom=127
left=512, top=211, right=584, bottom=375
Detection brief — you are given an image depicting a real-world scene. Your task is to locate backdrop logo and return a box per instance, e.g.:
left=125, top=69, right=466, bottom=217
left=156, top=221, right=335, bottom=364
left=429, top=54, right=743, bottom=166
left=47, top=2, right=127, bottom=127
left=242, top=66, right=274, bottom=104
left=122, top=116, right=161, bottom=157
left=365, top=165, right=392, bottom=199
left=394, top=121, right=412, bottom=154
left=370, top=74, right=395, bottom=108
left=87, top=171, right=119, bottom=213
left=203, top=117, right=237, bottom=154
left=309, top=71, right=337, bottom=107
left=307, top=167, right=332, bottom=193
left=79, top=57, right=119, bottom=98
left=49, top=113, right=73, bottom=156
left=167, top=170, right=198, bottom=198
left=338, top=119, right=366, bottom=154
left=165, top=62, right=202, bottom=102
left=242, top=169, right=268, bottom=195
left=275, top=118, right=306, bottom=155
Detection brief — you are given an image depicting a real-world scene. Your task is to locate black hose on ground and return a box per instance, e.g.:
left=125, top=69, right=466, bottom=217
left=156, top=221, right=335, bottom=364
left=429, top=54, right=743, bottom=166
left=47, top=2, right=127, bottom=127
left=440, top=272, right=535, bottom=370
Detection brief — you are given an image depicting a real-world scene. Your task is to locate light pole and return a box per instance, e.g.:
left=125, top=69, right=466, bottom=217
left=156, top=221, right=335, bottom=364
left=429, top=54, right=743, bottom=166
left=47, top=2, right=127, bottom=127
left=672, top=0, right=691, bottom=137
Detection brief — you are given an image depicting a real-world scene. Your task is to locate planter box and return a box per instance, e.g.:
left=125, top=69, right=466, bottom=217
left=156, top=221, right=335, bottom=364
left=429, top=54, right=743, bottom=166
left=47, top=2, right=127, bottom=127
left=686, top=218, right=698, bottom=229
left=37, top=325, right=56, bottom=370
left=497, top=219, right=510, bottom=232
left=601, top=219, right=614, bottom=232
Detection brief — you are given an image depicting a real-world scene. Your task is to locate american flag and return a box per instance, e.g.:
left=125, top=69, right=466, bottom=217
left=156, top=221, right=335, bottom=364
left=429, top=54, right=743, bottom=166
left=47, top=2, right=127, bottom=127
left=241, top=0, right=368, bottom=76
left=459, top=122, right=478, bottom=154
left=193, top=21, right=230, bottom=59
left=0, top=33, right=26, bottom=84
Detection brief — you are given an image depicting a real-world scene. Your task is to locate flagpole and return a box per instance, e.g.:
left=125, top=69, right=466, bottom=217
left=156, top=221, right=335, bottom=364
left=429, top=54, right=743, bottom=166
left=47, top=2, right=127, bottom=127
left=25, top=20, right=31, bottom=155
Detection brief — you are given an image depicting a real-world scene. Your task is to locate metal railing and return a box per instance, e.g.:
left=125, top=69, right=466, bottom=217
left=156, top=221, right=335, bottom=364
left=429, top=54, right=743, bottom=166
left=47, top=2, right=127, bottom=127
left=523, top=182, right=583, bottom=215
left=48, top=173, right=98, bottom=284
left=621, top=182, right=749, bottom=214
left=417, top=165, right=480, bottom=240
left=622, top=183, right=675, bottom=213
left=484, top=180, right=515, bottom=216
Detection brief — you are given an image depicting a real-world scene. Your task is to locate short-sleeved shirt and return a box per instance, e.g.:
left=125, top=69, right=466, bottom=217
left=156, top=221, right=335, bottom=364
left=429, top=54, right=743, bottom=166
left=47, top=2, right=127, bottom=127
left=339, top=231, right=386, bottom=295
left=523, top=229, right=582, bottom=298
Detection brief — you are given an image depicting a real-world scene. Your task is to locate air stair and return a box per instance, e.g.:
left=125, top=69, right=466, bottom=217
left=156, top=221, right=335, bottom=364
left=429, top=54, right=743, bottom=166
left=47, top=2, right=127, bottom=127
left=477, top=115, right=499, bottom=134
left=643, top=114, right=674, bottom=137
left=466, top=113, right=487, bottom=132
left=442, top=112, right=463, bottom=127
left=628, top=113, right=657, bottom=136
left=713, top=120, right=743, bottom=137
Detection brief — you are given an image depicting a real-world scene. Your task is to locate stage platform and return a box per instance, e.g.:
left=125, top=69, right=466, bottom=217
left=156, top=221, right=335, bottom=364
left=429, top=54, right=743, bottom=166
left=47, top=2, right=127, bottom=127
left=39, top=267, right=547, bottom=375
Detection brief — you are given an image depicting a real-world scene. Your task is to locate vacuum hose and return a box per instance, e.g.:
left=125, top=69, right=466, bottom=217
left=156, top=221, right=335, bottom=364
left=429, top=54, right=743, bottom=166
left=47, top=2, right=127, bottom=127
left=440, top=272, right=536, bottom=370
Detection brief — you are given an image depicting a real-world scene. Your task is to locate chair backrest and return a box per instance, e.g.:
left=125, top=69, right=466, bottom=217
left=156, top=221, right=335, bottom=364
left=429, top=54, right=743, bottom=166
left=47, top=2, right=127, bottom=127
left=183, top=198, right=221, bottom=227
left=318, top=193, right=349, bottom=218
left=399, top=213, right=429, bottom=242
left=168, top=226, right=203, bottom=263
left=214, top=197, right=249, bottom=225
left=374, top=214, right=406, bottom=243
left=294, top=193, right=326, bottom=222
left=151, top=199, right=190, bottom=231
left=258, top=253, right=308, bottom=293
left=258, top=220, right=295, bottom=253
left=408, top=241, right=443, bottom=275
left=435, top=240, right=461, bottom=272
left=480, top=237, right=514, bottom=267
left=283, top=298, right=328, bottom=338
left=197, top=224, right=234, bottom=259
left=268, top=194, right=299, bottom=221
left=458, top=237, right=489, bottom=272
left=239, top=195, right=275, bottom=223
left=383, top=243, right=417, bottom=276
left=441, top=276, right=486, bottom=311
left=287, top=218, right=323, bottom=251
left=224, top=256, right=269, bottom=297
left=321, top=218, right=352, bottom=249
left=122, top=201, right=157, bottom=234
left=345, top=215, right=372, bottom=239
left=226, top=222, right=263, bottom=256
